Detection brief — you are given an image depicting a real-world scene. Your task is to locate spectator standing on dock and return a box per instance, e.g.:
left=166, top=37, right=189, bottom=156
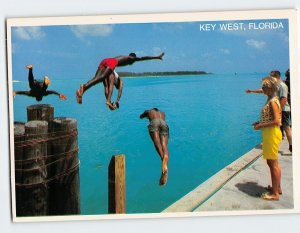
left=13, top=65, right=67, bottom=101
left=284, top=69, right=292, bottom=125
left=76, top=52, right=165, bottom=110
left=252, top=77, right=282, bottom=201
left=140, top=108, right=169, bottom=186
left=270, top=70, right=292, bottom=152
left=246, top=70, right=292, bottom=152
left=284, top=69, right=291, bottom=106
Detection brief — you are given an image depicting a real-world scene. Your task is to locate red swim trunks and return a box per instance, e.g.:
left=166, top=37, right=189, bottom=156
left=99, top=58, right=118, bottom=71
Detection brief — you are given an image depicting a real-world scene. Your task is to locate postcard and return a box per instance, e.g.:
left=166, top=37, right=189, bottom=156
left=6, top=9, right=299, bottom=222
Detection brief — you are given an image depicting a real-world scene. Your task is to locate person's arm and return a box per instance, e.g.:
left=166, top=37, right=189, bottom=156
left=45, top=90, right=67, bottom=100
left=246, top=88, right=263, bottom=94
left=140, top=110, right=149, bottom=119
left=135, top=52, right=164, bottom=62
left=254, top=101, right=281, bottom=130
left=115, top=79, right=123, bottom=106
left=13, top=91, right=32, bottom=97
left=279, top=97, right=287, bottom=108
left=278, top=84, right=288, bottom=108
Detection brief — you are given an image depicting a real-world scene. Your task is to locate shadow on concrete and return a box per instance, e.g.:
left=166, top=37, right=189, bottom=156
left=254, top=144, right=262, bottom=150
left=235, top=182, right=266, bottom=197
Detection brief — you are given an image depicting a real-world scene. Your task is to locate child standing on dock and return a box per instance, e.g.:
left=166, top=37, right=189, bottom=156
left=252, top=77, right=282, bottom=201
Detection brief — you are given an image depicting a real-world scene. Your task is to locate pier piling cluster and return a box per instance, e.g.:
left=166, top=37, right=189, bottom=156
left=14, top=104, right=80, bottom=216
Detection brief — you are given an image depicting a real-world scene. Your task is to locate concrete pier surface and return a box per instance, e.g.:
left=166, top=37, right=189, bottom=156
left=163, top=138, right=293, bottom=213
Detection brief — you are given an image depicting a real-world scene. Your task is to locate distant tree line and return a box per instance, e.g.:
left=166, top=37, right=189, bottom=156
left=118, top=71, right=210, bottom=77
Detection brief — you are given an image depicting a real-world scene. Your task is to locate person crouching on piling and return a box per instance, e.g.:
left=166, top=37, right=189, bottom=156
left=252, top=77, right=282, bottom=201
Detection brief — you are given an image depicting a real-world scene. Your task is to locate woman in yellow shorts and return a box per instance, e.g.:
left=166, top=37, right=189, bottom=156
left=253, top=77, right=282, bottom=200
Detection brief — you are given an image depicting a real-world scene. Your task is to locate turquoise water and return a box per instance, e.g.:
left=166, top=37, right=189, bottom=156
left=13, top=73, right=266, bottom=214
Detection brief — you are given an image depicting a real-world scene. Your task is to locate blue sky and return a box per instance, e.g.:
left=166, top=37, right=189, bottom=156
left=11, top=19, right=289, bottom=80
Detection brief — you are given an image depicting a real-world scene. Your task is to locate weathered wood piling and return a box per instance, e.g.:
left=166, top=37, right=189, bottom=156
left=27, top=104, right=54, bottom=122
left=48, top=117, right=80, bottom=215
left=15, top=121, right=49, bottom=216
left=108, top=154, right=126, bottom=214
left=14, top=104, right=80, bottom=216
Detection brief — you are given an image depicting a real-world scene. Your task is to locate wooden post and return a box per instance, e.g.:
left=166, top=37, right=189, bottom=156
left=14, top=122, right=25, bottom=185
left=15, top=120, right=48, bottom=216
left=108, top=154, right=126, bottom=214
left=14, top=104, right=81, bottom=217
left=27, top=104, right=54, bottom=122
left=47, top=117, right=80, bottom=215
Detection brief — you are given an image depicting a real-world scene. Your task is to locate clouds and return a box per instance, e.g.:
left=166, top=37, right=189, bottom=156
left=9, top=18, right=289, bottom=75
left=70, top=25, right=114, bottom=38
left=13, top=27, right=45, bottom=40
left=246, top=39, right=266, bottom=49
left=220, top=48, right=230, bottom=55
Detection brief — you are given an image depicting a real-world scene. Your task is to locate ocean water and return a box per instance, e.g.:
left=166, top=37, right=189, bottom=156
left=13, top=73, right=266, bottom=214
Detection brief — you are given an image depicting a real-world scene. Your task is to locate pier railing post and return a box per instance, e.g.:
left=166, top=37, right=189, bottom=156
left=108, top=154, right=126, bottom=214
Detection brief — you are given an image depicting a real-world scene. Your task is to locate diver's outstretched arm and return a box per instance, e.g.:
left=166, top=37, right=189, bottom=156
left=135, top=52, right=164, bottom=62
left=45, top=90, right=67, bottom=100
left=13, top=91, right=31, bottom=97
left=115, top=79, right=123, bottom=105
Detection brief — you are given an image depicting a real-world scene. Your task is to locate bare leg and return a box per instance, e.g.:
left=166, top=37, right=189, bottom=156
left=159, top=134, right=169, bottom=186
left=26, top=65, right=35, bottom=89
left=105, top=73, right=115, bottom=109
left=149, top=131, right=164, bottom=160
left=266, top=161, right=282, bottom=194
left=149, top=131, right=168, bottom=186
left=85, top=67, right=112, bottom=91
left=103, top=77, right=115, bottom=110
left=103, top=78, right=109, bottom=99
left=263, top=160, right=281, bottom=200
left=76, top=67, right=112, bottom=104
left=284, top=126, right=292, bottom=151
left=160, top=135, right=169, bottom=172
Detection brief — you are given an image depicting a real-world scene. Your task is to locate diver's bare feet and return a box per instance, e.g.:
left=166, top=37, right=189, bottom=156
left=26, top=64, right=33, bottom=69
left=159, top=170, right=168, bottom=186
left=106, top=101, right=116, bottom=111
left=160, top=155, right=168, bottom=186
left=76, top=85, right=84, bottom=104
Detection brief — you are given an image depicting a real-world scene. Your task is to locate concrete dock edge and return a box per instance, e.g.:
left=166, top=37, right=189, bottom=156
left=163, top=144, right=263, bottom=212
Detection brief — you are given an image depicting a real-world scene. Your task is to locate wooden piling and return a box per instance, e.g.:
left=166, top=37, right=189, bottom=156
left=47, top=117, right=80, bottom=215
left=15, top=120, right=48, bottom=216
left=14, top=104, right=80, bottom=216
left=108, top=154, right=126, bottom=214
left=27, top=104, right=54, bottom=122
left=14, top=122, right=25, bottom=178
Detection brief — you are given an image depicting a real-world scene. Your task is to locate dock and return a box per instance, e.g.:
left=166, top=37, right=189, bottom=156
left=163, top=138, right=293, bottom=213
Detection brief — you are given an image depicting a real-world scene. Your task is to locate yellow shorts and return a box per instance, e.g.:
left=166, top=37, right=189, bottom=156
left=262, top=126, right=282, bottom=160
